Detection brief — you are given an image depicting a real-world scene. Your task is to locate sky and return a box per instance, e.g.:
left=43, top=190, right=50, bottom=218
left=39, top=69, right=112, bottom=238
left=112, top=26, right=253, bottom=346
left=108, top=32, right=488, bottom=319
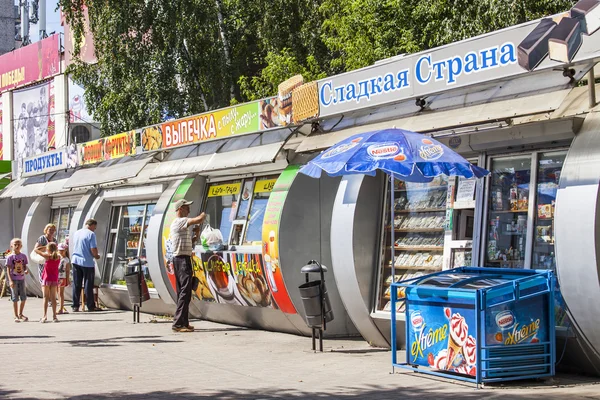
left=15, top=0, right=64, bottom=43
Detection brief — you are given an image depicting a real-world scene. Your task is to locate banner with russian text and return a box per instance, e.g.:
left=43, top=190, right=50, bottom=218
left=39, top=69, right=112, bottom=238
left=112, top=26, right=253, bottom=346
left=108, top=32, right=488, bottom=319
left=77, top=130, right=136, bottom=166
left=0, top=35, right=61, bottom=93
left=12, top=80, right=54, bottom=178
left=22, top=148, right=69, bottom=178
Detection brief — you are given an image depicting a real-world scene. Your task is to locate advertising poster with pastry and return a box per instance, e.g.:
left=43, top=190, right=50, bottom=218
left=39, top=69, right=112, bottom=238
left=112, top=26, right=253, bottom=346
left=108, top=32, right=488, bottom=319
left=407, top=306, right=477, bottom=377
left=196, top=251, right=274, bottom=308
left=485, top=296, right=548, bottom=347
left=261, top=165, right=301, bottom=314
left=141, top=102, right=261, bottom=151
left=162, top=178, right=195, bottom=290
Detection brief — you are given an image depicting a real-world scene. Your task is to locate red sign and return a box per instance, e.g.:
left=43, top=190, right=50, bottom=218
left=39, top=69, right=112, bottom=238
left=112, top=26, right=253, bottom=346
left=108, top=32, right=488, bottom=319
left=62, top=6, right=97, bottom=66
left=0, top=35, right=61, bottom=93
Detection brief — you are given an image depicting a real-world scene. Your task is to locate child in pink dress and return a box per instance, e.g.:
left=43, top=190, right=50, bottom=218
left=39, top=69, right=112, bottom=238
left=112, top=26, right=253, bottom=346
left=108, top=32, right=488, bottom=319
left=36, top=242, right=61, bottom=322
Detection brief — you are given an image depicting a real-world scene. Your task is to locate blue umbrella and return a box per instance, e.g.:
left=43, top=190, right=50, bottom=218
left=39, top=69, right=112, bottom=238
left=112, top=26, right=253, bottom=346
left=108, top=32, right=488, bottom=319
left=298, top=128, right=490, bottom=312
left=299, top=128, right=488, bottom=181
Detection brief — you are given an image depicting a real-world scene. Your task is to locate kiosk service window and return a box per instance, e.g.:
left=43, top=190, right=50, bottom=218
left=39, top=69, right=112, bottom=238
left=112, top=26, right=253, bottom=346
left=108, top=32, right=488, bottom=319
left=485, top=150, right=566, bottom=271
left=377, top=177, right=450, bottom=314
left=102, top=203, right=155, bottom=288
left=204, top=175, right=278, bottom=246
left=50, top=207, right=75, bottom=244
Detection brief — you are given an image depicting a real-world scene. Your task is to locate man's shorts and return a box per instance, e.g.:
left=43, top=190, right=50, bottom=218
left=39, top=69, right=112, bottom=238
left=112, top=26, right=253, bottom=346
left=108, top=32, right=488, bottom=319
left=10, top=280, right=27, bottom=302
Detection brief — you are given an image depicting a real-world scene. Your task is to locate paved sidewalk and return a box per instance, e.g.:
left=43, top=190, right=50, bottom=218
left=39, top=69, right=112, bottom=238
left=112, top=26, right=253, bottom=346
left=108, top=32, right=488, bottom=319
left=1, top=298, right=599, bottom=399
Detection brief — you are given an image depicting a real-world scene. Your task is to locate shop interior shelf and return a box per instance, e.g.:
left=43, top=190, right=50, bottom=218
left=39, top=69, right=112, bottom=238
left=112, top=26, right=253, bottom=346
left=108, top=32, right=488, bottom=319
left=490, top=209, right=528, bottom=214
left=125, top=231, right=141, bottom=234
left=395, top=208, right=446, bottom=213
left=393, top=246, right=444, bottom=251
left=388, top=227, right=445, bottom=233
left=394, top=185, right=447, bottom=192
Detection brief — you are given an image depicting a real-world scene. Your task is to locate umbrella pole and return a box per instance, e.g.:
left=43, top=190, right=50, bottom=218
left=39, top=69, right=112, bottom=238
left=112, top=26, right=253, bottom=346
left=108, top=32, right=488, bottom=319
left=390, top=174, right=395, bottom=297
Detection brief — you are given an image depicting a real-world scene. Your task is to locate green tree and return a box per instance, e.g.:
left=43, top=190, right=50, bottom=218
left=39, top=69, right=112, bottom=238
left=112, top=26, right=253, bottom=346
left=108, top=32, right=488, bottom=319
left=320, top=0, right=576, bottom=72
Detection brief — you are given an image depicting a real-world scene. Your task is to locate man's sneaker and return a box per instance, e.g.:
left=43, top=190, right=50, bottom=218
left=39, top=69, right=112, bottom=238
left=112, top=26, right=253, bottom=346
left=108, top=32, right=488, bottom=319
left=172, top=325, right=194, bottom=332
left=72, top=308, right=80, bottom=313
left=186, top=325, right=195, bottom=331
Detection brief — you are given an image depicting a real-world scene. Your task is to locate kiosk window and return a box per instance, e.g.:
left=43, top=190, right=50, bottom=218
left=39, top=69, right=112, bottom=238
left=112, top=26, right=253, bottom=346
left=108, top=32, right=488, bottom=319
left=50, top=207, right=75, bottom=244
left=102, top=203, right=155, bottom=287
left=205, top=181, right=241, bottom=242
left=204, top=176, right=278, bottom=246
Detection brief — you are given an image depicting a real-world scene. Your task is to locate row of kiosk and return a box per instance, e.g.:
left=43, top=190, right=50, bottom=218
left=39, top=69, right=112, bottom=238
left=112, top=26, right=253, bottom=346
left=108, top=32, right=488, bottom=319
left=2, top=12, right=600, bottom=376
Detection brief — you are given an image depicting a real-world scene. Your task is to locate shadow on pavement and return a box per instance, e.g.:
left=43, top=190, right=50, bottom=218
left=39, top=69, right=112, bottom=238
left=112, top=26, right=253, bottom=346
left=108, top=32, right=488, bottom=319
left=3, top=384, right=600, bottom=400
left=57, top=319, right=123, bottom=323
left=60, top=335, right=184, bottom=347
left=0, top=335, right=54, bottom=340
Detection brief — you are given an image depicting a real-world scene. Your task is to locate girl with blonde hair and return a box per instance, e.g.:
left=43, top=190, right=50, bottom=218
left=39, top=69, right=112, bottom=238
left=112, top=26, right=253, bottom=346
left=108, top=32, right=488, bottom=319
left=35, top=242, right=60, bottom=322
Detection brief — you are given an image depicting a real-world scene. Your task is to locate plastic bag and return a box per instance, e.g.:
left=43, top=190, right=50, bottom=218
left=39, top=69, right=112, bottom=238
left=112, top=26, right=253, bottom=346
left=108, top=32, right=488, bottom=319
left=200, top=225, right=224, bottom=250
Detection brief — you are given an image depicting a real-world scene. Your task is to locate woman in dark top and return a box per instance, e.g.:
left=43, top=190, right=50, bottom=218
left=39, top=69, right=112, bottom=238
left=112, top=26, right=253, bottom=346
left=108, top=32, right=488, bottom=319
left=35, top=224, right=57, bottom=282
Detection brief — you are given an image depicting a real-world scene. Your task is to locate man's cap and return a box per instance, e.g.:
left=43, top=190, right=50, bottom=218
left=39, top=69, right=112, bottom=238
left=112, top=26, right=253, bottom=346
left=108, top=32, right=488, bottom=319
left=174, top=199, right=193, bottom=210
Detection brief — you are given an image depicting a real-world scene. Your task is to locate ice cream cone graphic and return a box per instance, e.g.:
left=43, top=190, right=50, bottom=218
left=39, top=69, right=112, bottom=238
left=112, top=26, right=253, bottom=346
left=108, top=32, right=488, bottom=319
left=446, top=313, right=469, bottom=370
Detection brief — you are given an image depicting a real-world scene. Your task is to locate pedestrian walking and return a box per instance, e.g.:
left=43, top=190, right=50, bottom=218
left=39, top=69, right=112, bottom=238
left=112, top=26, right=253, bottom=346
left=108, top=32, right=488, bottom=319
left=57, top=243, right=71, bottom=315
left=34, top=224, right=56, bottom=283
left=70, top=219, right=101, bottom=312
left=169, top=199, right=205, bottom=332
left=36, top=242, right=60, bottom=323
left=6, top=238, right=29, bottom=322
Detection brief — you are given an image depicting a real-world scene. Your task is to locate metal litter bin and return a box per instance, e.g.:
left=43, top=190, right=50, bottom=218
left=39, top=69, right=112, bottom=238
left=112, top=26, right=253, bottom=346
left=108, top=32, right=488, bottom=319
left=299, top=260, right=334, bottom=352
left=124, top=258, right=150, bottom=322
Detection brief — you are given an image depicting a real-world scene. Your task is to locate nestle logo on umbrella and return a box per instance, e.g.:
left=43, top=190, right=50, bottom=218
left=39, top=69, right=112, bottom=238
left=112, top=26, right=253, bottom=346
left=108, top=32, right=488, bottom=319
left=495, top=311, right=515, bottom=330
left=367, top=143, right=401, bottom=159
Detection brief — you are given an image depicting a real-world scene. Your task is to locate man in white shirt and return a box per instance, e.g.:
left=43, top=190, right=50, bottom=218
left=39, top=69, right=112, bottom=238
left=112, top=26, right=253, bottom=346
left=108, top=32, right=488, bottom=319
left=170, top=199, right=205, bottom=332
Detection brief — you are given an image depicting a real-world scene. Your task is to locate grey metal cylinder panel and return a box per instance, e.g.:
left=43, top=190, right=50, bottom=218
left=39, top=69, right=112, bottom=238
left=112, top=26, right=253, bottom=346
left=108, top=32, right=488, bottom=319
left=555, top=109, right=600, bottom=374
left=21, top=196, right=52, bottom=298
left=329, top=173, right=392, bottom=348
left=278, top=173, right=360, bottom=337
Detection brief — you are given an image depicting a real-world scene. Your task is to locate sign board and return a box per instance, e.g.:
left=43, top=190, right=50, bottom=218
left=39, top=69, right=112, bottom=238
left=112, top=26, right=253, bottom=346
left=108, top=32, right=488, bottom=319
left=454, top=178, right=477, bottom=209
left=22, top=148, right=69, bottom=177
left=317, top=14, right=600, bottom=118
left=0, top=35, right=61, bottom=93
left=77, top=131, right=136, bottom=166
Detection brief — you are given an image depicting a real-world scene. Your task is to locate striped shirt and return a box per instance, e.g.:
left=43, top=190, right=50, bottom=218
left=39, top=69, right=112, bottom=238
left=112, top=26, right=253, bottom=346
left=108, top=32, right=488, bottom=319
left=170, top=217, right=193, bottom=256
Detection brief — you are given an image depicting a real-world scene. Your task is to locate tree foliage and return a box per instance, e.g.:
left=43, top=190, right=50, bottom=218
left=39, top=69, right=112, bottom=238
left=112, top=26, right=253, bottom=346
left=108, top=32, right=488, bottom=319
left=59, top=0, right=575, bottom=135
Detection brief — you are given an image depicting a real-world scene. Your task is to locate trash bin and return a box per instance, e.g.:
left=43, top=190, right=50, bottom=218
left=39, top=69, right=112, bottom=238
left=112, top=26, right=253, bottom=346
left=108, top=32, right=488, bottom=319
left=299, top=260, right=335, bottom=352
left=299, top=280, right=334, bottom=328
left=125, top=258, right=150, bottom=305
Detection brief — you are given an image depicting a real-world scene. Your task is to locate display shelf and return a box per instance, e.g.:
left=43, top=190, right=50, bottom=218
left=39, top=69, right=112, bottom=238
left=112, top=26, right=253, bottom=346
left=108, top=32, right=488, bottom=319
left=126, top=247, right=139, bottom=250
left=388, top=227, right=444, bottom=233
left=392, top=246, right=444, bottom=251
left=490, top=209, right=528, bottom=214
left=386, top=265, right=442, bottom=271
left=395, top=208, right=446, bottom=213
left=395, top=186, right=447, bottom=193
left=125, top=231, right=141, bottom=235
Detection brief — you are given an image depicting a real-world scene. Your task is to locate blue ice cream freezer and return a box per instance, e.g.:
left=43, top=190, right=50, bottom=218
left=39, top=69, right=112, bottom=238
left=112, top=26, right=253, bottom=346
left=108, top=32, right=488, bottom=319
left=391, top=267, right=555, bottom=385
